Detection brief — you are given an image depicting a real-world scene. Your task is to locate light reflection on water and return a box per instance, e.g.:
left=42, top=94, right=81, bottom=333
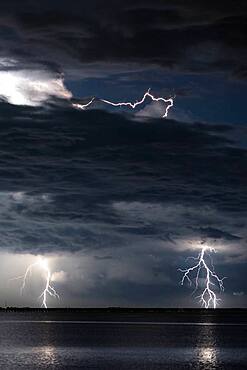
left=196, top=323, right=218, bottom=369
left=35, top=346, right=57, bottom=366
left=200, top=347, right=217, bottom=364
left=0, top=345, right=246, bottom=369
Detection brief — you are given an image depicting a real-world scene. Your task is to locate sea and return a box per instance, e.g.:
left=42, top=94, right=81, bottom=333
left=0, top=310, right=246, bottom=369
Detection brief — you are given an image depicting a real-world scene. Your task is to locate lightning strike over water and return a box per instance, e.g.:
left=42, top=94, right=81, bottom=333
left=11, top=257, right=59, bottom=308
left=72, top=89, right=174, bottom=118
left=178, top=245, right=226, bottom=308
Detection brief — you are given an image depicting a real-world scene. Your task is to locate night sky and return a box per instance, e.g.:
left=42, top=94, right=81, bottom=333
left=0, top=0, right=246, bottom=307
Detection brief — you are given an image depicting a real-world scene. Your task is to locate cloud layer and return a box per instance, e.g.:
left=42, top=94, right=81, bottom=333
left=0, top=103, right=245, bottom=256
left=0, top=1, right=246, bottom=79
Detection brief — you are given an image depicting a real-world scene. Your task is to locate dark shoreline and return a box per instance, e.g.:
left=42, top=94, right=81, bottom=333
left=1, top=307, right=246, bottom=313
left=0, top=307, right=246, bottom=324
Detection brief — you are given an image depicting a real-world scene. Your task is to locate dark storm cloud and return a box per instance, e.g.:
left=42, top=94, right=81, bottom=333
left=0, top=101, right=246, bottom=260
left=197, top=227, right=242, bottom=241
left=0, top=0, right=246, bottom=78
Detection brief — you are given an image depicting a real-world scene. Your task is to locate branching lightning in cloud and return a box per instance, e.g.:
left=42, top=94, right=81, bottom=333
left=72, top=88, right=174, bottom=118
left=101, top=88, right=174, bottom=118
left=0, top=64, right=174, bottom=119
left=10, top=257, right=59, bottom=308
left=178, top=245, right=226, bottom=308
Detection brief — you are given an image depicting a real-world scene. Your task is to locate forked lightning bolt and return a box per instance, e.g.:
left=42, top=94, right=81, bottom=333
left=178, top=245, right=226, bottom=308
left=11, top=257, right=59, bottom=308
left=72, top=89, right=174, bottom=118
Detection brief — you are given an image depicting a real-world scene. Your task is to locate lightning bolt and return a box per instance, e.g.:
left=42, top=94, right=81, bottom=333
left=101, top=88, right=174, bottom=118
left=72, top=88, right=174, bottom=118
left=72, top=97, right=95, bottom=110
left=10, top=257, right=59, bottom=308
left=178, top=245, right=226, bottom=308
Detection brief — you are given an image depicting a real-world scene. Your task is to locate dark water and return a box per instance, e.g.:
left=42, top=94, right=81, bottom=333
left=0, top=312, right=246, bottom=369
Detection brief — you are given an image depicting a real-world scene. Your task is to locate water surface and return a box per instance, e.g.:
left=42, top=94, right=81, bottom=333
left=0, top=311, right=246, bottom=369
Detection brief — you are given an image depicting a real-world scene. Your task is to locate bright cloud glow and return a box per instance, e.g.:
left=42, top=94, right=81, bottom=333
left=0, top=69, right=72, bottom=106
